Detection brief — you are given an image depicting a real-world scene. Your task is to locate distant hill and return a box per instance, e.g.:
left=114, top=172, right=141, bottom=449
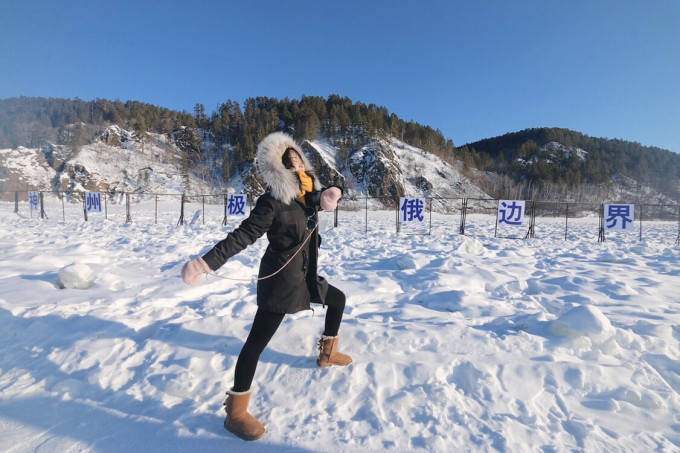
left=1, top=97, right=678, bottom=203
left=459, top=128, right=680, bottom=201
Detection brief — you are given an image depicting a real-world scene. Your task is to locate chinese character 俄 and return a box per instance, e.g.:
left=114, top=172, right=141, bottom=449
left=400, top=198, right=424, bottom=222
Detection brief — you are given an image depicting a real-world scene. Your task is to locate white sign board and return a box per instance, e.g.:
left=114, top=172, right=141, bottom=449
left=604, top=204, right=635, bottom=231
left=399, top=197, right=426, bottom=223
left=86, top=192, right=102, bottom=212
left=227, top=194, right=247, bottom=216
left=28, top=191, right=39, bottom=212
left=497, top=200, right=525, bottom=226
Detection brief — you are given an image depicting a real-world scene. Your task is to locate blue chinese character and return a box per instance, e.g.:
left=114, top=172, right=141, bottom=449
left=400, top=198, right=424, bottom=222
left=29, top=192, right=39, bottom=211
left=606, top=205, right=632, bottom=229
left=499, top=201, right=523, bottom=225
left=86, top=192, right=101, bottom=212
left=228, top=195, right=246, bottom=215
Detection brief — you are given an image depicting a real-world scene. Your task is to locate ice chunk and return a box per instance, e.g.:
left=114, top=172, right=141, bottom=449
left=58, top=264, right=96, bottom=289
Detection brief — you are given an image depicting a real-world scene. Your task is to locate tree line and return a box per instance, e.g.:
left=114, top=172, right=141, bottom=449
left=1, top=97, right=678, bottom=199
left=458, top=128, right=680, bottom=199
left=0, top=95, right=457, bottom=181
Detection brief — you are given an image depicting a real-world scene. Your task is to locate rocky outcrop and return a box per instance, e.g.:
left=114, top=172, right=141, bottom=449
left=301, top=141, right=345, bottom=188
left=96, top=126, right=123, bottom=147
left=413, top=176, right=433, bottom=193
left=241, top=165, right=266, bottom=202
left=173, top=127, right=202, bottom=155
left=348, top=141, right=404, bottom=200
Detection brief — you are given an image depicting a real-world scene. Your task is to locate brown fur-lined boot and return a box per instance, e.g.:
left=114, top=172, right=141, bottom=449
left=223, top=388, right=265, bottom=441
left=317, top=335, right=352, bottom=367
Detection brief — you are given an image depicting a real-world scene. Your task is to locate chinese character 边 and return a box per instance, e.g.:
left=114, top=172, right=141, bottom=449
left=498, top=200, right=523, bottom=225
left=400, top=198, right=424, bottom=222
left=29, top=191, right=39, bottom=211
left=605, top=204, right=633, bottom=230
left=228, top=195, right=246, bottom=216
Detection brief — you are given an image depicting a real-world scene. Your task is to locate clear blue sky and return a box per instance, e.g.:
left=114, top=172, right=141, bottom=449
left=1, top=0, right=679, bottom=152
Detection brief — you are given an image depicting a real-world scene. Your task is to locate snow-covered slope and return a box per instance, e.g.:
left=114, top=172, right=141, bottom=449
left=1, top=128, right=491, bottom=206
left=304, top=137, right=490, bottom=208
left=389, top=138, right=488, bottom=198
left=0, top=126, right=220, bottom=199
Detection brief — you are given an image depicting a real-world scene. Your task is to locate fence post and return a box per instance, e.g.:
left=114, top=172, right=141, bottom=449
left=525, top=200, right=535, bottom=239
left=396, top=198, right=400, bottom=234
left=428, top=197, right=432, bottom=235
left=675, top=205, right=679, bottom=246
left=83, top=193, right=88, bottom=221
left=524, top=201, right=532, bottom=239
left=459, top=198, right=467, bottom=235
left=177, top=194, right=185, bottom=226
left=125, top=193, right=132, bottom=223
left=494, top=200, right=499, bottom=238
left=14, top=191, right=18, bottom=213
left=365, top=196, right=368, bottom=235
left=598, top=204, right=605, bottom=242
left=564, top=203, right=569, bottom=241
left=222, top=194, right=228, bottom=226
left=639, top=204, right=643, bottom=242
left=39, top=192, right=47, bottom=219
left=334, top=205, right=338, bottom=228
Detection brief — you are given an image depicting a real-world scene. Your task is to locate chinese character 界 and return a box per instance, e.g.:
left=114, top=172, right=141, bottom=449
left=605, top=204, right=634, bottom=230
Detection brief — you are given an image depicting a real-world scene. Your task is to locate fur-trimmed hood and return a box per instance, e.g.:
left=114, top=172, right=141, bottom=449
left=255, top=132, right=322, bottom=204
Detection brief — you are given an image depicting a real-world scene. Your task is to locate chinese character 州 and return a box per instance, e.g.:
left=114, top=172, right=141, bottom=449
left=86, top=192, right=102, bottom=212
left=498, top=200, right=524, bottom=225
left=228, top=195, right=246, bottom=216
left=400, top=198, right=425, bottom=222
left=605, top=204, right=634, bottom=230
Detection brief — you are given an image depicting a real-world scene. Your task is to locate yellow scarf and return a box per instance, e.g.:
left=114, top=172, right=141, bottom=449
left=296, top=170, right=313, bottom=205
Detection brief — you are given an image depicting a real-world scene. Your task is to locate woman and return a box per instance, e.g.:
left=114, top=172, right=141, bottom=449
left=181, top=132, right=351, bottom=441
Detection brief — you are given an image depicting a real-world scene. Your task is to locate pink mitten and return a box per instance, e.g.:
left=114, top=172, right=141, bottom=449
left=320, top=187, right=342, bottom=211
left=181, top=257, right=211, bottom=285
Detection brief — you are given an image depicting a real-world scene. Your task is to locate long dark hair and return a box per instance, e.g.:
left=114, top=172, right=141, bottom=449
left=282, top=147, right=303, bottom=169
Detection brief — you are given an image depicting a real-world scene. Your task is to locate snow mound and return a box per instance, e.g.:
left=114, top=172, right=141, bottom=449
left=58, top=264, right=96, bottom=289
left=454, top=237, right=485, bottom=255
left=548, top=305, right=615, bottom=342
left=396, top=254, right=417, bottom=270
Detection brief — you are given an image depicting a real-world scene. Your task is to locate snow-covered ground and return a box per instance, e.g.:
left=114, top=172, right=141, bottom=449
left=1, top=200, right=679, bottom=452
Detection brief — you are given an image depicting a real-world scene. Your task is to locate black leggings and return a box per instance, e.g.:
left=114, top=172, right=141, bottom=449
left=232, top=285, right=346, bottom=392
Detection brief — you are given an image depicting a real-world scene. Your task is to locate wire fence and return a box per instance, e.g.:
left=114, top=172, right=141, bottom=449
left=3, top=190, right=679, bottom=245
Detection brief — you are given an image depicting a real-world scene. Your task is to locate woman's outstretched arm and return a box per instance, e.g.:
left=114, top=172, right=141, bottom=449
left=201, top=195, right=277, bottom=270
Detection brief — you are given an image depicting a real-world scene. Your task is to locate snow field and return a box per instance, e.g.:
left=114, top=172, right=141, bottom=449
left=0, top=202, right=679, bottom=452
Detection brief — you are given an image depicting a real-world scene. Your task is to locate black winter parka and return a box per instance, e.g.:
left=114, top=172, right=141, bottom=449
left=201, top=190, right=328, bottom=314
